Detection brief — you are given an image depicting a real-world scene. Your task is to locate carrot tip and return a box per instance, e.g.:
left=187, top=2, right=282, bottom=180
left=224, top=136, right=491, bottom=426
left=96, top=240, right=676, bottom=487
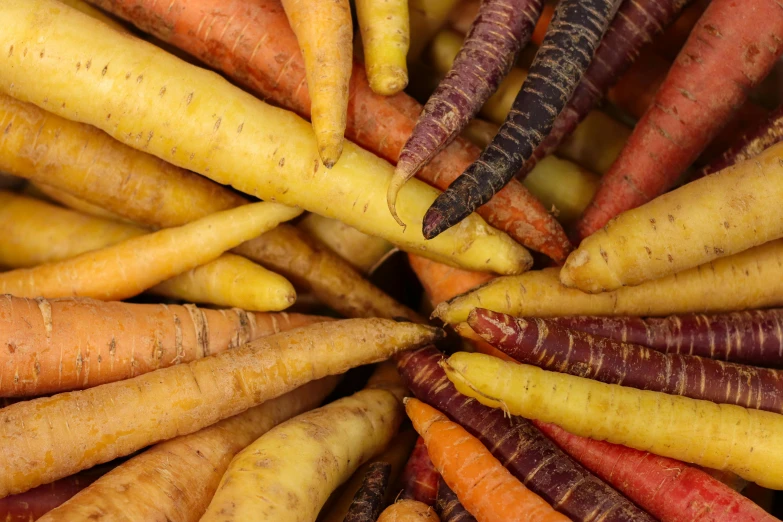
left=422, top=210, right=445, bottom=239
left=386, top=172, right=408, bottom=228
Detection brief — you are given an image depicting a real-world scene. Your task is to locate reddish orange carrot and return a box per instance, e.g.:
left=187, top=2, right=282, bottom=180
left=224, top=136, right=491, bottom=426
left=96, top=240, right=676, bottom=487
left=87, top=0, right=572, bottom=263
left=577, top=0, right=783, bottom=239
left=408, top=254, right=495, bottom=307
left=405, top=398, right=570, bottom=522
left=400, top=436, right=439, bottom=506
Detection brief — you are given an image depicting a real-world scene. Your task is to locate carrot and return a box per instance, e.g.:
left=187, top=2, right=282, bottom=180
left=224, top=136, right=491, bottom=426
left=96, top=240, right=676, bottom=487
left=444, top=351, right=783, bottom=489
left=459, top=118, right=498, bottom=149
left=2, top=0, right=528, bottom=275
left=400, top=436, right=440, bottom=505
left=576, top=0, right=783, bottom=240
left=521, top=156, right=600, bottom=227
left=448, top=0, right=481, bottom=35
left=537, top=422, right=777, bottom=522
left=434, top=239, right=783, bottom=324
left=435, top=478, right=476, bottom=522
left=562, top=142, right=783, bottom=293
left=530, top=4, right=554, bottom=46
left=396, top=347, right=657, bottom=522
left=650, top=0, right=711, bottom=61
left=344, top=462, right=392, bottom=522
left=355, top=0, right=409, bottom=96
left=0, top=294, right=330, bottom=396
left=0, top=201, right=301, bottom=301
left=518, top=0, right=689, bottom=179
left=406, top=397, right=570, bottom=522
left=408, top=0, right=462, bottom=61
left=389, top=0, right=543, bottom=223
left=408, top=254, right=495, bottom=309
left=38, top=377, right=337, bottom=522
left=422, top=0, right=622, bottom=239
left=378, top=500, right=440, bottom=522
left=0, top=318, right=441, bottom=497
left=86, top=0, right=571, bottom=263
left=30, top=182, right=133, bottom=224
left=468, top=308, right=783, bottom=413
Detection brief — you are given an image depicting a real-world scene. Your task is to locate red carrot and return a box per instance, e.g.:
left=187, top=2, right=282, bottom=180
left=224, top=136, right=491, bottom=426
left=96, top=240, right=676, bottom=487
left=519, top=0, right=690, bottom=178
left=88, top=0, right=572, bottom=263
left=394, top=347, right=656, bottom=522
left=468, top=308, right=783, bottom=413
left=577, top=0, right=783, bottom=240
left=538, top=422, right=777, bottom=522
left=422, top=0, right=622, bottom=239
left=400, top=436, right=439, bottom=506
left=389, top=0, right=543, bottom=223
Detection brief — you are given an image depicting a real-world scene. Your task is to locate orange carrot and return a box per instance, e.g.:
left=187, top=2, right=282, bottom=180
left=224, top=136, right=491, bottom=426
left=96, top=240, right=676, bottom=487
left=0, top=295, right=330, bottom=396
left=87, top=0, right=572, bottom=263
left=408, top=254, right=495, bottom=308
left=405, top=398, right=570, bottom=522
left=577, top=0, right=783, bottom=239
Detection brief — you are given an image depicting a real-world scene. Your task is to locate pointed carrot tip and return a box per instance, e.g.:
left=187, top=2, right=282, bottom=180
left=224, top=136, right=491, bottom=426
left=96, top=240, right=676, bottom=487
left=422, top=210, right=445, bottom=239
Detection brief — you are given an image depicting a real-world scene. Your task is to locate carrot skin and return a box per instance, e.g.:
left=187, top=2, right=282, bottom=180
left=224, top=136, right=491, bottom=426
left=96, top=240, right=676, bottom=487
left=469, top=309, right=783, bottom=413
left=400, top=436, right=439, bottom=505
left=423, top=0, right=621, bottom=239
left=395, top=347, right=657, bottom=522
left=345, top=462, right=392, bottom=522
left=577, top=0, right=783, bottom=239
left=538, top=422, right=778, bottom=522
left=435, top=478, right=477, bottom=522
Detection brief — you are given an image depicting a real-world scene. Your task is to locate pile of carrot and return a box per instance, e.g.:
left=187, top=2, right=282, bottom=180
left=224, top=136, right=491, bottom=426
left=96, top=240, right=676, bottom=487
left=2, top=0, right=783, bottom=519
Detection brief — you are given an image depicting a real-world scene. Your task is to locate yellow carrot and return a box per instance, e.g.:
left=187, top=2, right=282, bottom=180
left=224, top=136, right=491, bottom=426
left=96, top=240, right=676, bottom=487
left=443, top=352, right=783, bottom=490
left=29, top=182, right=132, bottom=223
left=356, top=0, right=410, bottom=96
left=0, top=201, right=301, bottom=301
left=408, top=0, right=461, bottom=61
left=0, top=318, right=441, bottom=497
left=434, top=239, right=783, bottom=323
left=522, top=156, right=600, bottom=227
left=561, top=142, right=783, bottom=293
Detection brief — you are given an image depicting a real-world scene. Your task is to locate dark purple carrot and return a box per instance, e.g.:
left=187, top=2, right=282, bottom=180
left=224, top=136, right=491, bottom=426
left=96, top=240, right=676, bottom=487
left=399, top=437, right=439, bottom=505
left=422, top=0, right=621, bottom=239
left=518, top=0, right=691, bottom=179
left=435, top=478, right=476, bottom=522
left=344, top=462, right=392, bottom=522
left=394, top=347, right=656, bottom=522
left=697, top=104, right=783, bottom=178
left=545, top=310, right=783, bottom=367
left=469, top=308, right=783, bottom=413
left=388, top=0, right=543, bottom=224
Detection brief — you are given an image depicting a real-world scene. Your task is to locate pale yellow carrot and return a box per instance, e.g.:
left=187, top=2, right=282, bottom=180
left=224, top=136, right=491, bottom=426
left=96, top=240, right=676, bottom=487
left=356, top=0, right=410, bottom=95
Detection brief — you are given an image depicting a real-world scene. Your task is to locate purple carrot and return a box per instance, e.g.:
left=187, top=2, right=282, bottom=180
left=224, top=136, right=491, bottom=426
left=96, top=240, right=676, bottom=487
left=435, top=478, right=476, bottom=522
left=518, top=0, right=691, bottom=178
left=394, top=347, right=657, bottom=522
left=387, top=0, right=543, bottom=225
left=422, top=0, right=622, bottom=239
left=697, top=104, right=783, bottom=178
left=345, top=462, right=392, bottom=522
left=546, top=310, right=783, bottom=367
left=469, top=308, right=783, bottom=413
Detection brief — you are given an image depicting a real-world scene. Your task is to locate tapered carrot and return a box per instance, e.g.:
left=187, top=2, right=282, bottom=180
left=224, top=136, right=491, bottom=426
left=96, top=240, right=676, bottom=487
left=30, top=182, right=132, bottom=223
left=406, top=398, right=570, bottom=522
left=355, top=0, right=409, bottom=96
left=344, top=462, right=392, bottom=522
left=408, top=254, right=495, bottom=308
left=577, top=0, right=783, bottom=240
left=435, top=478, right=476, bottom=522
left=422, top=0, right=622, bottom=239
left=400, top=436, right=440, bottom=505
left=539, top=422, right=777, bottom=522
left=0, top=318, right=442, bottom=497
left=0, top=201, right=301, bottom=301
left=0, top=295, right=330, bottom=396
left=86, top=0, right=571, bottom=262
left=389, top=0, right=543, bottom=224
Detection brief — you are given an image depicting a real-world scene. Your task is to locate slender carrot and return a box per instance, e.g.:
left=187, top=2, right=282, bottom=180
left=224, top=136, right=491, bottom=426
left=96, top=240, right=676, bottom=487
left=355, top=0, right=409, bottom=96
left=406, top=397, right=570, bottom=522
left=378, top=500, right=440, bottom=522
left=538, top=422, right=778, bottom=522
left=435, top=478, right=476, bottom=522
left=468, top=308, right=783, bottom=413
left=389, top=0, right=543, bottom=223
left=395, top=347, right=657, bottom=522
left=577, top=0, right=783, bottom=240
left=344, top=462, right=392, bottom=522
left=422, top=0, right=622, bottom=239
left=86, top=0, right=571, bottom=262
left=408, top=254, right=495, bottom=308
left=400, top=437, right=440, bottom=506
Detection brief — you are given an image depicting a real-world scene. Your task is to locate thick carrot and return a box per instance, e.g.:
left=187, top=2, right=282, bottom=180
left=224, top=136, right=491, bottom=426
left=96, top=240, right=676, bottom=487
left=400, top=436, right=440, bottom=505
left=468, top=308, right=783, bottom=413
left=406, top=397, right=570, bottom=522
left=389, top=0, right=543, bottom=223
left=38, top=377, right=337, bottom=522
left=434, top=239, right=783, bottom=324
left=2, top=0, right=528, bottom=275
left=562, top=142, right=783, bottom=293
left=0, top=295, right=330, bottom=396
left=30, top=182, right=132, bottom=224
left=521, top=156, right=600, bottom=227
left=396, top=347, right=657, bottom=522
left=408, top=254, right=495, bottom=308
left=355, top=0, right=409, bottom=96
left=422, top=0, right=622, bottom=239
left=0, top=201, right=301, bottom=301
left=344, top=462, right=392, bottom=522
left=444, top=352, right=783, bottom=489
left=519, top=0, right=689, bottom=179
left=281, top=0, right=352, bottom=167
left=0, top=318, right=441, bottom=497
left=435, top=478, right=476, bottom=522
left=577, top=0, right=783, bottom=240
left=85, top=0, right=571, bottom=263
left=538, top=422, right=778, bottom=522
left=378, top=500, right=440, bottom=522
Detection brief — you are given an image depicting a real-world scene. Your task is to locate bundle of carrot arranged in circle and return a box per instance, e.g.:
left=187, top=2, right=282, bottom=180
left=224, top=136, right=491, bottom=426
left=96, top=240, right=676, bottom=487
left=4, top=0, right=783, bottom=519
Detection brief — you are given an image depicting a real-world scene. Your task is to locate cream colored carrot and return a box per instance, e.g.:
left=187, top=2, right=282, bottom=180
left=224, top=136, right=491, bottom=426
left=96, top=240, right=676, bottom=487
left=377, top=500, right=440, bottom=522
left=356, top=0, right=410, bottom=95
